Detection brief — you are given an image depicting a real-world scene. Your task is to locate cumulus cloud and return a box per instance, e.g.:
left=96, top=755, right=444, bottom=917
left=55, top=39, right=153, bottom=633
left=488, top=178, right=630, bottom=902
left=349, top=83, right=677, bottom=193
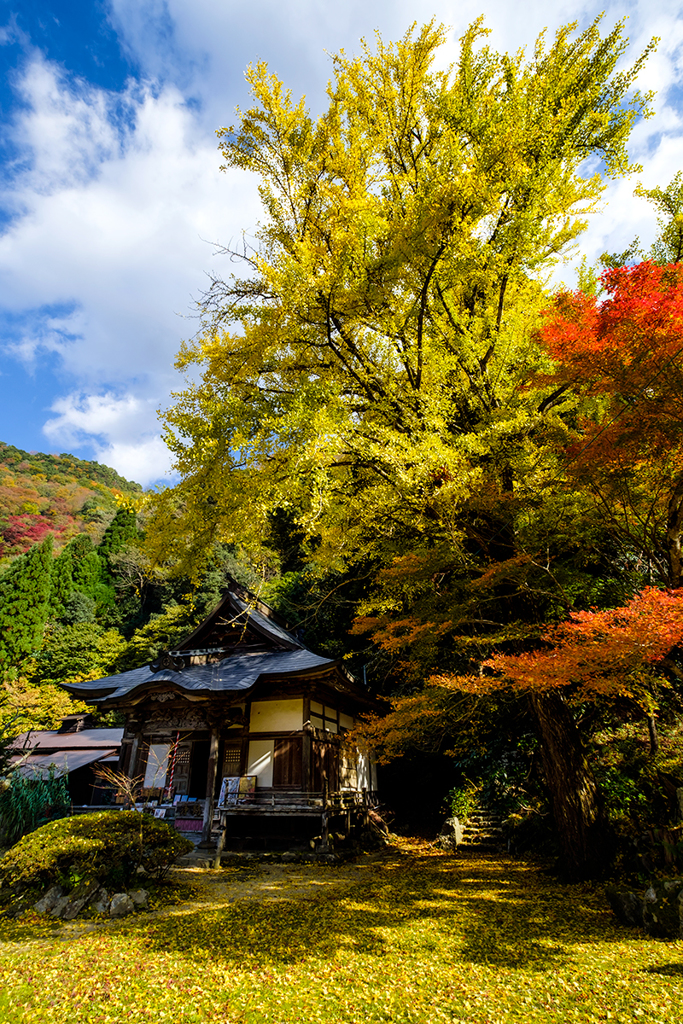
left=0, top=51, right=260, bottom=380
left=0, top=0, right=682, bottom=483
left=42, top=391, right=173, bottom=485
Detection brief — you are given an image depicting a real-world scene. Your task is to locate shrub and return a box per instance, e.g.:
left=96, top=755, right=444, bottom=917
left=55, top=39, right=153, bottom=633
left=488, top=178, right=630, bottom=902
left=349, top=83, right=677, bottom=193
left=447, top=785, right=476, bottom=823
left=0, top=810, right=194, bottom=893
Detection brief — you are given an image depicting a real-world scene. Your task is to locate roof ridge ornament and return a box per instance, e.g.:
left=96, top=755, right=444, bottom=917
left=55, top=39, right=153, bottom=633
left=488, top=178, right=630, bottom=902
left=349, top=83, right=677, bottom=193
left=150, top=651, right=184, bottom=673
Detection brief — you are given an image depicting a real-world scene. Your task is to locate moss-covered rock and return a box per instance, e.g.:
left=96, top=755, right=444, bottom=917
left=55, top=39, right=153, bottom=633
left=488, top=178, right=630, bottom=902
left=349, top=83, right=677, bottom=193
left=0, top=811, right=193, bottom=895
left=642, top=877, right=683, bottom=938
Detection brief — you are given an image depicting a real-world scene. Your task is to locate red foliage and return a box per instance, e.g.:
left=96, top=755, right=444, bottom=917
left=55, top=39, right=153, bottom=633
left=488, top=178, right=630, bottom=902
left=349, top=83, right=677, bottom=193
left=537, top=261, right=683, bottom=462
left=0, top=515, right=59, bottom=555
left=432, top=588, right=683, bottom=702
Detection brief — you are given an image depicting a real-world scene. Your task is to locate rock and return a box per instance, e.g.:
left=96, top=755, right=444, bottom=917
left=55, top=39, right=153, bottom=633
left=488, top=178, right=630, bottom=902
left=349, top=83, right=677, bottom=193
left=109, top=893, right=135, bottom=918
left=434, top=817, right=463, bottom=851
left=62, top=879, right=101, bottom=920
left=62, top=898, right=87, bottom=921
left=50, top=896, right=71, bottom=918
left=90, top=890, right=111, bottom=915
left=33, top=885, right=64, bottom=914
left=281, top=852, right=299, bottom=863
left=71, top=878, right=101, bottom=901
left=605, top=886, right=644, bottom=927
left=129, top=889, right=149, bottom=909
left=642, top=878, right=683, bottom=938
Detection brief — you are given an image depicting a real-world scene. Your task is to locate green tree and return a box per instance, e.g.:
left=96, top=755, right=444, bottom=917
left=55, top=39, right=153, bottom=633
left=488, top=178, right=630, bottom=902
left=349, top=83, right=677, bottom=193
left=98, top=508, right=139, bottom=566
left=0, top=675, right=86, bottom=736
left=49, top=533, right=114, bottom=620
left=151, top=18, right=655, bottom=877
left=115, top=604, right=199, bottom=671
left=0, top=536, right=53, bottom=670
left=34, top=622, right=127, bottom=686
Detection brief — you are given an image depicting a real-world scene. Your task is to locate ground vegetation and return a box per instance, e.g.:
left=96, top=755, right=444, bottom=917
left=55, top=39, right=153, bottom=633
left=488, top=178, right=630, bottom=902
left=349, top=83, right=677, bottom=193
left=0, top=846, right=682, bottom=1023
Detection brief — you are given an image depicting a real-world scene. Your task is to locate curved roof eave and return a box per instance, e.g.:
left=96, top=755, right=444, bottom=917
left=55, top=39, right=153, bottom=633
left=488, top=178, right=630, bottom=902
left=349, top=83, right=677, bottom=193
left=60, top=648, right=339, bottom=704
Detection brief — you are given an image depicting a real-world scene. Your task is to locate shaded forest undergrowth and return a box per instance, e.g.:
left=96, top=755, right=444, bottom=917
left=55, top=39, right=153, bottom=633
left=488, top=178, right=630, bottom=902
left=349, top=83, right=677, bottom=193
left=1, top=841, right=682, bottom=1024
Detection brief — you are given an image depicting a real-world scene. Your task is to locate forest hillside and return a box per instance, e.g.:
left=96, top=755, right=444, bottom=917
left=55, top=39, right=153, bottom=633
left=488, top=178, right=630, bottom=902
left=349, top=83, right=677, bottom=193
left=0, top=442, right=142, bottom=565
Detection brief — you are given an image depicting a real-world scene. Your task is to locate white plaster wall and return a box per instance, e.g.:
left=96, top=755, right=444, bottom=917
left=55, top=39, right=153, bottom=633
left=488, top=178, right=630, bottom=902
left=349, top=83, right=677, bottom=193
left=247, top=739, right=274, bottom=787
left=250, top=698, right=303, bottom=733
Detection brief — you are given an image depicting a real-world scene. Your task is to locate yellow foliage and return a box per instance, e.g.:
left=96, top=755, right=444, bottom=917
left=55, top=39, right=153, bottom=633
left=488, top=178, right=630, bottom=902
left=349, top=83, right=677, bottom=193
left=0, top=675, right=88, bottom=738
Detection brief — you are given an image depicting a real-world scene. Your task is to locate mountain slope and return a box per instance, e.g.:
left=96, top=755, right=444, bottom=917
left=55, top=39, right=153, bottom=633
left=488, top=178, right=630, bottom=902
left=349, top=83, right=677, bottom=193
left=0, top=443, right=143, bottom=564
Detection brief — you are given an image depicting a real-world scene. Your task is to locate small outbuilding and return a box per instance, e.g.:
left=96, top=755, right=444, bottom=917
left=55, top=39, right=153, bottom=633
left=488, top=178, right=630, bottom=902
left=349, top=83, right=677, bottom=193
left=11, top=714, right=124, bottom=805
left=61, top=584, right=380, bottom=849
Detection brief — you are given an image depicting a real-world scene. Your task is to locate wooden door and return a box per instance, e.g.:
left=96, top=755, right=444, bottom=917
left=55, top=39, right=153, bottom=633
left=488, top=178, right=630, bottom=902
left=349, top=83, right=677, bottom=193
left=273, top=737, right=302, bottom=788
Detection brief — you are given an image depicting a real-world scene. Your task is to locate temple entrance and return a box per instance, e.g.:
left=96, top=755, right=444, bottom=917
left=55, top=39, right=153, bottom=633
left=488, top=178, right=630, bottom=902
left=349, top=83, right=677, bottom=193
left=189, top=740, right=210, bottom=797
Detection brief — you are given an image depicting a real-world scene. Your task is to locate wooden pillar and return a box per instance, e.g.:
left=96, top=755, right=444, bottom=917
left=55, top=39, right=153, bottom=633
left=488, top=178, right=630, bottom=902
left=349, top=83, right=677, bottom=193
left=302, top=695, right=312, bottom=795
left=127, top=731, right=142, bottom=778
left=201, top=725, right=221, bottom=844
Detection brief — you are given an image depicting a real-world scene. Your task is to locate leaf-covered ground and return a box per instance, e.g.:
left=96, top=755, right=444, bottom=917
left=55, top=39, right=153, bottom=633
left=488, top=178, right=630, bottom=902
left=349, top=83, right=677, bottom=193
left=0, top=841, right=681, bottom=1023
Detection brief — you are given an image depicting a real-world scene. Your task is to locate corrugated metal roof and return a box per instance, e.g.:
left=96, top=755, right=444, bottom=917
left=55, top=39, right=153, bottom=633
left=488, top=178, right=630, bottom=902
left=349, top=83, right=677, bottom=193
left=12, top=748, right=119, bottom=779
left=62, top=648, right=334, bottom=701
left=12, top=728, right=124, bottom=751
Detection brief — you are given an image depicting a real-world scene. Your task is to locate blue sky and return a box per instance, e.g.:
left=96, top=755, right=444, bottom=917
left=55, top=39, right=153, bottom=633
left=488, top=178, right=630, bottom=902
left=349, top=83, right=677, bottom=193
left=0, top=0, right=682, bottom=486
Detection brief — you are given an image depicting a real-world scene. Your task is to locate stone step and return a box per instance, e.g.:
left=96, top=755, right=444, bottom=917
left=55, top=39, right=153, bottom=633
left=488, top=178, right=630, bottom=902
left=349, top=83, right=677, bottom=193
left=459, top=809, right=506, bottom=849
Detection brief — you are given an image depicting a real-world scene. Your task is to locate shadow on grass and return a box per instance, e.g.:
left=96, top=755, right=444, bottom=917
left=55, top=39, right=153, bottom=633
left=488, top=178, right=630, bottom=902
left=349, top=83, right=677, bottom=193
left=644, top=964, right=683, bottom=976
left=119, top=850, right=618, bottom=973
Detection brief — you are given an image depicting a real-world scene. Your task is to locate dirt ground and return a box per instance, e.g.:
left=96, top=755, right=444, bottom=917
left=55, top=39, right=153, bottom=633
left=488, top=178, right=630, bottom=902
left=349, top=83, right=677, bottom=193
left=46, top=849, right=394, bottom=939
left=169, top=851, right=389, bottom=907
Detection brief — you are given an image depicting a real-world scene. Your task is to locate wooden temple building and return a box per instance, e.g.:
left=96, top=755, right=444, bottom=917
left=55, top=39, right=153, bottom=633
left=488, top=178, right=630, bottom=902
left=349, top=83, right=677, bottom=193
left=62, top=585, right=379, bottom=849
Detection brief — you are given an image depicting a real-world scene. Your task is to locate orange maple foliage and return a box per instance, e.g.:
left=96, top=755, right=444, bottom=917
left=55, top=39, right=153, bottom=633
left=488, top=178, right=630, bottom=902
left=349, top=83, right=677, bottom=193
left=431, top=587, right=683, bottom=702
left=537, top=261, right=683, bottom=462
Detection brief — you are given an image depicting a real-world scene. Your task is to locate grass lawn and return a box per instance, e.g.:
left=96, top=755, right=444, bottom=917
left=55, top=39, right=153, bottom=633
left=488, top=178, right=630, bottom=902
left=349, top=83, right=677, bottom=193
left=0, top=840, right=681, bottom=1023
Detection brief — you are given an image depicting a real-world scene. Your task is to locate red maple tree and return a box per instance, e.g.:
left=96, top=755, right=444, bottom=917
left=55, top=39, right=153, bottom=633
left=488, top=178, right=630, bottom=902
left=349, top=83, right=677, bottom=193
left=429, top=586, right=683, bottom=703
left=537, top=261, right=683, bottom=586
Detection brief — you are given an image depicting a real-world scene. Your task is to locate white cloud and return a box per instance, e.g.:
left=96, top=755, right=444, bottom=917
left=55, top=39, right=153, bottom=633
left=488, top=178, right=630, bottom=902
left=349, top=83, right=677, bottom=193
left=0, top=53, right=260, bottom=382
left=94, top=436, right=174, bottom=485
left=42, top=391, right=173, bottom=485
left=1, top=0, right=683, bottom=483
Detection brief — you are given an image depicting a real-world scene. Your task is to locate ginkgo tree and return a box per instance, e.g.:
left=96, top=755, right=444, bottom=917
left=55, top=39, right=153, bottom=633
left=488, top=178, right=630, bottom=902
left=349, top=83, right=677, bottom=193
left=151, top=17, right=659, bottom=879
left=153, top=16, right=654, bottom=582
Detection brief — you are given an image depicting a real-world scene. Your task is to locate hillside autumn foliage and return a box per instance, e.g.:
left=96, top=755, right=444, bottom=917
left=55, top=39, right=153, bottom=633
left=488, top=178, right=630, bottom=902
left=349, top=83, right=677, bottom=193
left=0, top=442, right=142, bottom=563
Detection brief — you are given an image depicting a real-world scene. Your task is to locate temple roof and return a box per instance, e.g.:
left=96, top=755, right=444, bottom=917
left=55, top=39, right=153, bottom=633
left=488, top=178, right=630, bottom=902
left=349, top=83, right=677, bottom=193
left=61, top=585, right=357, bottom=706
left=172, top=589, right=302, bottom=654
left=62, top=648, right=336, bottom=703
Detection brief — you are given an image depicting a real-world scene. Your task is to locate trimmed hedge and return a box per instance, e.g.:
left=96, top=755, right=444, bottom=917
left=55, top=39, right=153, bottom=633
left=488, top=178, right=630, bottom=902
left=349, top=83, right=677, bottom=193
left=0, top=811, right=194, bottom=892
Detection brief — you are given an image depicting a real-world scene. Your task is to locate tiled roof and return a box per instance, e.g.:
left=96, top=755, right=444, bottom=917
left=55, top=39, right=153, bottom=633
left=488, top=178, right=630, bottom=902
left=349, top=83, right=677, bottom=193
left=61, top=648, right=335, bottom=702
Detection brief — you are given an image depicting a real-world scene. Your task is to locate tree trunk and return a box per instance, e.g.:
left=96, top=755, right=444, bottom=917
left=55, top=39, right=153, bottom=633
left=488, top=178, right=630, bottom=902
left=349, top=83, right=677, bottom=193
left=529, top=691, right=614, bottom=880
left=666, top=472, right=683, bottom=588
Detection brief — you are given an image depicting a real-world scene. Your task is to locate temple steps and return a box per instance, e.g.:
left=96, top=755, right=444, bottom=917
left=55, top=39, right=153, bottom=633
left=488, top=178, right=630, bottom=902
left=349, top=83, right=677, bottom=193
left=459, top=811, right=506, bottom=851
